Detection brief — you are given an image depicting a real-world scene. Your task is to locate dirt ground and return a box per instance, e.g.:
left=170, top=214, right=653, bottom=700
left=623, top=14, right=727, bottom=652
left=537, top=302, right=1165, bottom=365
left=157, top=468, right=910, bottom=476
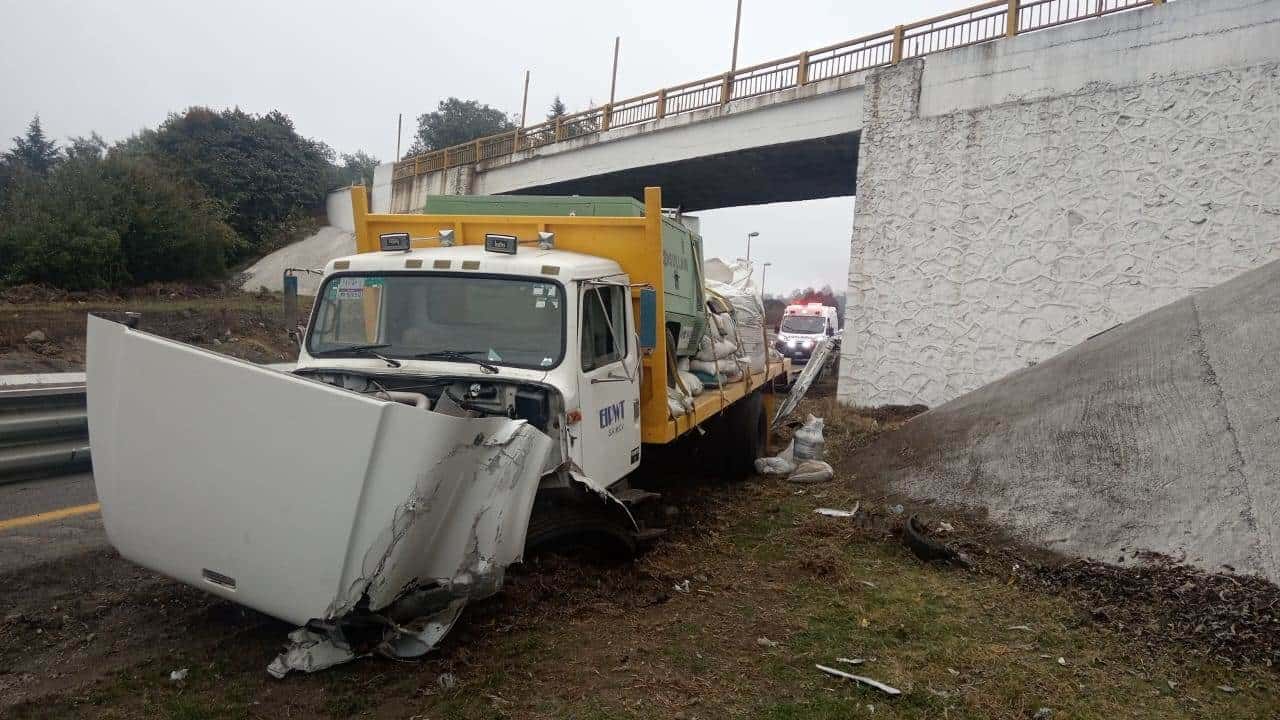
left=1, top=378, right=1276, bottom=719
left=0, top=283, right=305, bottom=373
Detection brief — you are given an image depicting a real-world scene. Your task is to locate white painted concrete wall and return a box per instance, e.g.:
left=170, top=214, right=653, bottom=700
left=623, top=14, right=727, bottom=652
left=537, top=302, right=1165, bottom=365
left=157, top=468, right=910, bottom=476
left=839, top=0, right=1280, bottom=408
left=324, top=187, right=356, bottom=233
left=391, top=74, right=867, bottom=212
left=371, top=162, right=394, bottom=214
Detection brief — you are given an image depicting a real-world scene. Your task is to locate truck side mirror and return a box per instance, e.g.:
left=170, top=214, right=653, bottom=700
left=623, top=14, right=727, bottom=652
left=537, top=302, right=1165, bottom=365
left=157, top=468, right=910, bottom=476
left=638, top=287, right=657, bottom=352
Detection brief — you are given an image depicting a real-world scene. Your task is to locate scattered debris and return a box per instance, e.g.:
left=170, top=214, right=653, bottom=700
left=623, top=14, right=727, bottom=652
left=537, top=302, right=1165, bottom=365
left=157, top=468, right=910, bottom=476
left=814, top=503, right=860, bottom=518
left=168, top=668, right=188, bottom=683
left=1007, top=625, right=1033, bottom=631
left=1026, top=553, right=1280, bottom=666
left=815, top=664, right=902, bottom=696
left=947, top=668, right=960, bottom=676
left=1217, top=685, right=1236, bottom=694
left=888, top=504, right=904, bottom=515
left=859, top=580, right=878, bottom=589
left=673, top=580, right=691, bottom=594
left=23, top=330, right=47, bottom=344
left=438, top=672, right=458, bottom=690
left=267, top=628, right=358, bottom=679
left=1056, top=657, right=1067, bottom=666
left=902, top=514, right=973, bottom=569
left=937, top=521, right=954, bottom=533
left=836, top=657, right=866, bottom=666
left=1033, top=708, right=1053, bottom=719
left=756, top=637, right=779, bottom=648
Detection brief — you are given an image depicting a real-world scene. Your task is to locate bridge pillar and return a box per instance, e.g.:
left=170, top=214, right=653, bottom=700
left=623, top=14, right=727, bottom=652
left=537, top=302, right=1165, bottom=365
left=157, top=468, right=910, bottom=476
left=838, top=0, right=1280, bottom=408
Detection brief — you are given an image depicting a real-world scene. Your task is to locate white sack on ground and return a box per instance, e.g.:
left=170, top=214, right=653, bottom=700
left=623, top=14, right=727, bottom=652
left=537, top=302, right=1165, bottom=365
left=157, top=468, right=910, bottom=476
left=792, top=415, right=826, bottom=462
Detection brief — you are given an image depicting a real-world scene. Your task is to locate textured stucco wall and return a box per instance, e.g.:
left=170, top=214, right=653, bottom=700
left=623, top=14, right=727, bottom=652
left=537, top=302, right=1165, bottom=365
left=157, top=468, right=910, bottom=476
left=839, top=0, right=1280, bottom=407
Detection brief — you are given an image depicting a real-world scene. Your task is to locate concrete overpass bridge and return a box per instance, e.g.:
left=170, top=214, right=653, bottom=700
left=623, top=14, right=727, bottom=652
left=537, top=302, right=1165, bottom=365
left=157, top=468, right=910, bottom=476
left=376, top=0, right=1280, bottom=410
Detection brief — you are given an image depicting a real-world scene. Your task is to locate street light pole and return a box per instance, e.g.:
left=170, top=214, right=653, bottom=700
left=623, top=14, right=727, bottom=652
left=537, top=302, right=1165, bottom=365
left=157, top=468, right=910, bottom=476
left=746, top=230, right=759, bottom=263
left=760, top=261, right=771, bottom=298
left=730, top=0, right=745, bottom=73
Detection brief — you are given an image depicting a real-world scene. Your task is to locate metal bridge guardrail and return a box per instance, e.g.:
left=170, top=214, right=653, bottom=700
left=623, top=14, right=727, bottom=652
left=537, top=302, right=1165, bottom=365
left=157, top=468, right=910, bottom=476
left=0, top=374, right=90, bottom=484
left=393, top=0, right=1166, bottom=184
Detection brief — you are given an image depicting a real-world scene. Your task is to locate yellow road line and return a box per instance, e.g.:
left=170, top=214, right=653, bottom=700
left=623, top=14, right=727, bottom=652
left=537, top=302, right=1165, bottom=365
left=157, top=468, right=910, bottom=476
left=0, top=502, right=101, bottom=532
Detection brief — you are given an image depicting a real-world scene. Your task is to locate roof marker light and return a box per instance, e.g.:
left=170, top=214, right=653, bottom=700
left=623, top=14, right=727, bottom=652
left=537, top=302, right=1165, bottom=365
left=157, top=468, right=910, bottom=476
left=379, top=232, right=411, bottom=252
left=439, top=229, right=456, bottom=247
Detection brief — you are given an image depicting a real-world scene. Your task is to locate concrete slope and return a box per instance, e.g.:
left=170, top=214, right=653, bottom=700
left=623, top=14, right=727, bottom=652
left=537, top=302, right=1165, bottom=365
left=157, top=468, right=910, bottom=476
left=238, top=226, right=354, bottom=295
left=859, top=258, right=1280, bottom=580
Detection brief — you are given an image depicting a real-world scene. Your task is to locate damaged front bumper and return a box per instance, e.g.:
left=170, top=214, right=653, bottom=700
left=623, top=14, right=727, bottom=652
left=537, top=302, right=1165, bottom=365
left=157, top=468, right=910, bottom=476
left=86, top=317, right=557, bottom=676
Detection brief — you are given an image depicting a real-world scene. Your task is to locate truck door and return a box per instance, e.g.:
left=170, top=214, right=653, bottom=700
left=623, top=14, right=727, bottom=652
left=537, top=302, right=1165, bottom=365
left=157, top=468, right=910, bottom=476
left=577, top=282, right=642, bottom=484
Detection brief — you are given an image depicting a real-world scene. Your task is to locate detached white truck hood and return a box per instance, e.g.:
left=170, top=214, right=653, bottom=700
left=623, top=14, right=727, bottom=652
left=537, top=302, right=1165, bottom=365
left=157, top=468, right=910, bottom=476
left=86, top=317, right=553, bottom=673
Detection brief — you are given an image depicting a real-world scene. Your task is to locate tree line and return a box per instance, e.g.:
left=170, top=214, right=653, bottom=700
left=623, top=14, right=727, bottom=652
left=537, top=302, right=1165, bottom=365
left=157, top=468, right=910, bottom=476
left=0, top=112, right=378, bottom=290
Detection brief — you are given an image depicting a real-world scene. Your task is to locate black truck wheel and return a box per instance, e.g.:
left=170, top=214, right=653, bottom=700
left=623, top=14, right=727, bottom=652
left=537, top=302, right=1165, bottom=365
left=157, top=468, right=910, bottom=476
left=722, top=389, right=765, bottom=480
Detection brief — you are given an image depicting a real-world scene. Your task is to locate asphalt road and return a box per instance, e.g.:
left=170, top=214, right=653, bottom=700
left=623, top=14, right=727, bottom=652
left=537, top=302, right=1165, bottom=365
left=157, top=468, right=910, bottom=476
left=0, top=471, right=105, bottom=574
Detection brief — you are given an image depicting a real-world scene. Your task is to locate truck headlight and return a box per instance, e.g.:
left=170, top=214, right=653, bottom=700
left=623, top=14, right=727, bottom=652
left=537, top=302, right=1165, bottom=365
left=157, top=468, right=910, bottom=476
left=787, top=339, right=798, bottom=348
left=801, top=339, right=813, bottom=349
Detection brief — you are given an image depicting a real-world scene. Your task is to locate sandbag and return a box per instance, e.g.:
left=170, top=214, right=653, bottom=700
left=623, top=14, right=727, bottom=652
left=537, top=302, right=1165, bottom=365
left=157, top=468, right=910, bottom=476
left=787, top=459, right=834, bottom=484
left=678, top=370, right=704, bottom=397
left=792, top=414, right=825, bottom=461
left=695, top=335, right=738, bottom=362
left=667, top=386, right=693, bottom=418
left=754, top=455, right=796, bottom=476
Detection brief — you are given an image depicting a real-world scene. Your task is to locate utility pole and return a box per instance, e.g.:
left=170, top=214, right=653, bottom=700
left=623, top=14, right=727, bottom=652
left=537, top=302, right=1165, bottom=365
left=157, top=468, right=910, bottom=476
left=394, top=113, right=402, bottom=162
left=609, top=36, right=621, bottom=105
left=519, top=70, right=531, bottom=128
left=730, top=0, right=744, bottom=73
left=760, top=261, right=772, bottom=297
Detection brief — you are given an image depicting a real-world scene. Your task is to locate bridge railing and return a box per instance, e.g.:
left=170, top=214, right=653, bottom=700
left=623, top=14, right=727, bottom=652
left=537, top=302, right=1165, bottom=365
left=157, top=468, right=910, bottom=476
left=392, top=0, right=1167, bottom=184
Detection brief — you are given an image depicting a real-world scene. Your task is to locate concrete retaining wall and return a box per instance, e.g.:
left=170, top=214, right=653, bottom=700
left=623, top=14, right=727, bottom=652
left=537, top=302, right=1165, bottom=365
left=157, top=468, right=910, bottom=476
left=857, top=257, right=1280, bottom=581
left=839, top=0, right=1280, bottom=407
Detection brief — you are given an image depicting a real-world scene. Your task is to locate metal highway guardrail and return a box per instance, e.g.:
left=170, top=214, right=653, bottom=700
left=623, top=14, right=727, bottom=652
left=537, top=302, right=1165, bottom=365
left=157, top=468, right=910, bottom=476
left=0, top=363, right=297, bottom=484
left=0, top=373, right=90, bottom=484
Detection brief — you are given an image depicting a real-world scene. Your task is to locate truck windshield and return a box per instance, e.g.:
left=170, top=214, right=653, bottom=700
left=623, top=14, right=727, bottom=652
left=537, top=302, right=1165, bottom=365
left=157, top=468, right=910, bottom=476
left=307, top=273, right=564, bottom=369
left=780, top=316, right=825, bottom=334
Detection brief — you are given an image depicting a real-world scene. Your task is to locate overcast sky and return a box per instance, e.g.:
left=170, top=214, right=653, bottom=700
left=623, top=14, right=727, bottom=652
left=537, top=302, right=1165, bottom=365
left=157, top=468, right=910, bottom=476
left=1, top=0, right=955, bottom=294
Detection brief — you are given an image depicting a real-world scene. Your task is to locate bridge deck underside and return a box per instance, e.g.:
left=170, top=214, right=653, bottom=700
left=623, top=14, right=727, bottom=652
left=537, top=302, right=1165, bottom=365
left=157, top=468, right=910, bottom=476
left=496, top=132, right=859, bottom=212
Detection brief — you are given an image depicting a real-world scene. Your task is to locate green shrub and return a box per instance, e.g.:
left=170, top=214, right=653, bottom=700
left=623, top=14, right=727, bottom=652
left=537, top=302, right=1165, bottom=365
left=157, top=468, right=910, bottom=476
left=0, top=154, right=235, bottom=290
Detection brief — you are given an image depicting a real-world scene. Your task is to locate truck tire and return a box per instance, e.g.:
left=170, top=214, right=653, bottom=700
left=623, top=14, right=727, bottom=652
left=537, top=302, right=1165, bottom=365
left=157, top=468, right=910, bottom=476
left=722, top=389, right=765, bottom=480
left=524, top=489, right=638, bottom=562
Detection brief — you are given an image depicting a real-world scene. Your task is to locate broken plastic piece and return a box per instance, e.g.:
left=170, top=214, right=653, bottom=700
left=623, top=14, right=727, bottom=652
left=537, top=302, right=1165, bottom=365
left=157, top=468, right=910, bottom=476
left=814, top=503, right=859, bottom=518
left=169, top=668, right=189, bottom=682
left=836, top=657, right=866, bottom=666
left=815, top=664, right=902, bottom=695
left=673, top=580, right=691, bottom=594
left=268, top=628, right=358, bottom=679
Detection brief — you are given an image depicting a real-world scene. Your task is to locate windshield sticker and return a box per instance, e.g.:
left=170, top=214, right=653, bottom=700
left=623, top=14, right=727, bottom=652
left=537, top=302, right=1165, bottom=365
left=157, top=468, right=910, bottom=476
left=541, top=357, right=553, bottom=367
left=336, top=277, right=364, bottom=300
left=535, top=299, right=546, bottom=309
left=547, top=287, right=557, bottom=298
left=532, top=287, right=545, bottom=296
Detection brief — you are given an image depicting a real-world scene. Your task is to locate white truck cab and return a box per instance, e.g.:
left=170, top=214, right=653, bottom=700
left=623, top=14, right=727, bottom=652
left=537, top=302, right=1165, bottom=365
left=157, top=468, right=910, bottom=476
left=298, top=242, right=642, bottom=490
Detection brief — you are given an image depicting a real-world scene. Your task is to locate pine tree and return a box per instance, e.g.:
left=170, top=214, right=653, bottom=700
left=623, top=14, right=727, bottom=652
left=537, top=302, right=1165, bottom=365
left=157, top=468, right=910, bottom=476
left=4, top=115, right=60, bottom=174
left=546, top=95, right=567, bottom=122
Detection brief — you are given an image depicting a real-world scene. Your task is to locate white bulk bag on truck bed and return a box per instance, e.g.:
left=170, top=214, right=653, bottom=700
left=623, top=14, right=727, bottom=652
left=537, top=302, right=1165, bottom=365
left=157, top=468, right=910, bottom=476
left=86, top=316, right=553, bottom=674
